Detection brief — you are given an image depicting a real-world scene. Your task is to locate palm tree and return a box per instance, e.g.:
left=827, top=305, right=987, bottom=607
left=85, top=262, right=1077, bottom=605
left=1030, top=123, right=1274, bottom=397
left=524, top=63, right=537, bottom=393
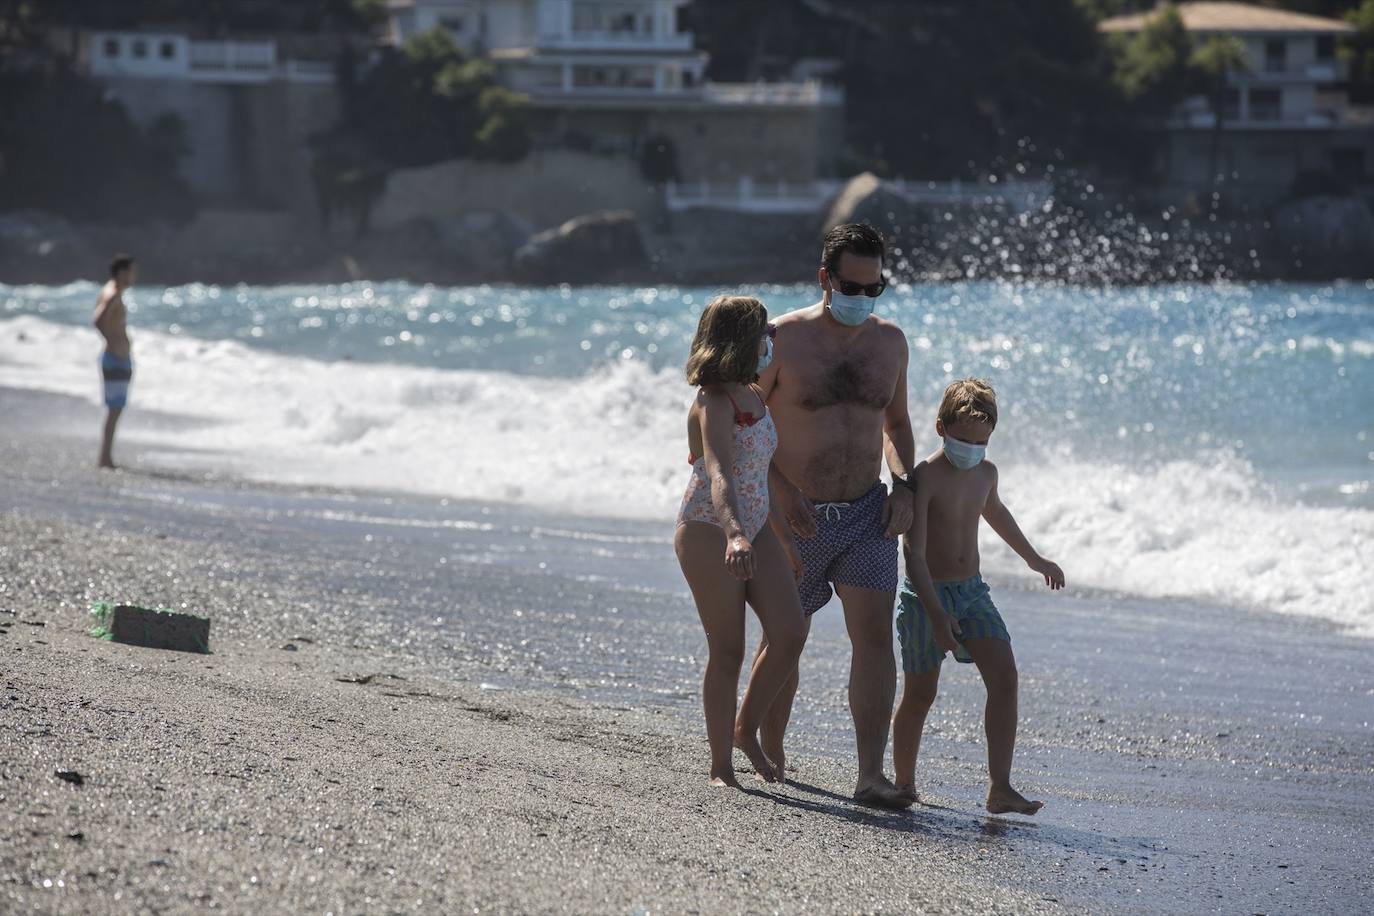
left=1191, top=35, right=1250, bottom=197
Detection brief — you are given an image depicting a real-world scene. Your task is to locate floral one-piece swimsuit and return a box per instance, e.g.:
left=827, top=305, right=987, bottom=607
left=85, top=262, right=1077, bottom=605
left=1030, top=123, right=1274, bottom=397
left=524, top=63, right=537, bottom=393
left=676, top=385, right=777, bottom=540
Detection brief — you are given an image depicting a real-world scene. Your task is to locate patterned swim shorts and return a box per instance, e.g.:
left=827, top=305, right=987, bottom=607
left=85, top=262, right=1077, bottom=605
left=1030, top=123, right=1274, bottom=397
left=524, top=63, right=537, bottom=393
left=896, top=574, right=1010, bottom=674
left=794, top=482, right=898, bottom=616
left=100, top=352, right=133, bottom=410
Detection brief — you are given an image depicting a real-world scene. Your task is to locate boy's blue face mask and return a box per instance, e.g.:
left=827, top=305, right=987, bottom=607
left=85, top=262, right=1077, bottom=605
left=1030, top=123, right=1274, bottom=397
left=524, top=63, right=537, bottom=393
left=943, top=436, right=987, bottom=469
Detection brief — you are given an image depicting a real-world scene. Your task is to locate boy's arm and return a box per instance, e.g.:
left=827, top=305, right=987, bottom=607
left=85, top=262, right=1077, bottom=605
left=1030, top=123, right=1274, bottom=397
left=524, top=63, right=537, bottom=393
left=981, top=467, right=1065, bottom=590
left=905, top=464, right=962, bottom=652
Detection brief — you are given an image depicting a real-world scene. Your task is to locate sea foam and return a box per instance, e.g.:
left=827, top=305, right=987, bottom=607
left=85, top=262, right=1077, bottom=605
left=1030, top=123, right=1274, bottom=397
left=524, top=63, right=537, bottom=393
left=3, top=314, right=1371, bottom=635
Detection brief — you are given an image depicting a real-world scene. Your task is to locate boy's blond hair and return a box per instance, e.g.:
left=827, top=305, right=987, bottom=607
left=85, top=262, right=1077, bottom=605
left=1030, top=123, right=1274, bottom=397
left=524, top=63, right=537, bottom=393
left=938, top=378, right=997, bottom=430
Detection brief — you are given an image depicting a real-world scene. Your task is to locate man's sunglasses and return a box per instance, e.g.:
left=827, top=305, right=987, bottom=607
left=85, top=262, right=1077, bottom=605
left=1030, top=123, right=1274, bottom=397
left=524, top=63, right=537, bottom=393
left=825, top=269, right=887, bottom=298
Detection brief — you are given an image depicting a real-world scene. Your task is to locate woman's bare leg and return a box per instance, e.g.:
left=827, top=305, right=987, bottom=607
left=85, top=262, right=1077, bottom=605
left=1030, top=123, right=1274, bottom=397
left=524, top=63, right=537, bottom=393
left=737, top=526, right=808, bottom=780
left=675, top=521, right=751, bottom=786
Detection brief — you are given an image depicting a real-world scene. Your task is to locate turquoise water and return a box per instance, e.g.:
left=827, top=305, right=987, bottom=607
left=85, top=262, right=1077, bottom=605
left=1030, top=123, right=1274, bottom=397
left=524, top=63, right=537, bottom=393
left=2, top=279, right=1372, bottom=631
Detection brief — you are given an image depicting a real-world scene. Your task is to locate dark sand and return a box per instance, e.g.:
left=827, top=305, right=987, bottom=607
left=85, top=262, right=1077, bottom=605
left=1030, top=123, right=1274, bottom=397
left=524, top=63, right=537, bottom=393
left=2, top=387, right=1372, bottom=914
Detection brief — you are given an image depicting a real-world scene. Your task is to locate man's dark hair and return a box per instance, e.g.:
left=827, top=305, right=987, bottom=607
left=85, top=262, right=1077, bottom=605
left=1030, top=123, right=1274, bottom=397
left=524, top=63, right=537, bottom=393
left=110, top=254, right=135, bottom=278
left=820, top=223, right=885, bottom=273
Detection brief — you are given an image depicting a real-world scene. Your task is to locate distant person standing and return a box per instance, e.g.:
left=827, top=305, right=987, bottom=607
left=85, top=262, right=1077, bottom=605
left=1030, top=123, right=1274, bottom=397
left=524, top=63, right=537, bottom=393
left=93, top=254, right=136, bottom=469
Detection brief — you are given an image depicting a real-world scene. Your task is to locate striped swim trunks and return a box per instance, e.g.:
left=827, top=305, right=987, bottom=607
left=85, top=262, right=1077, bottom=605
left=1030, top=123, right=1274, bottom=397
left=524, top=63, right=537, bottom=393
left=896, top=574, right=1009, bottom=674
left=794, top=481, right=899, bottom=616
left=100, top=352, right=133, bottom=409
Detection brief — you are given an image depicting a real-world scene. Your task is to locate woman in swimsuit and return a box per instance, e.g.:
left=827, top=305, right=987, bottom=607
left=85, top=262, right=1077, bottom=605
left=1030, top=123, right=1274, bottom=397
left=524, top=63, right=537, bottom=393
left=675, top=295, right=808, bottom=787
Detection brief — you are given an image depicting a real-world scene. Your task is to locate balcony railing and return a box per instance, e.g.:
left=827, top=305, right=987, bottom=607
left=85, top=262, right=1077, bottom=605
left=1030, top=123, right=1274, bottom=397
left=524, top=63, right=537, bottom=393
left=537, top=30, right=694, bottom=51
left=666, top=176, right=1049, bottom=214
left=702, top=81, right=844, bottom=106
left=189, top=40, right=276, bottom=75
left=1245, top=60, right=1350, bottom=81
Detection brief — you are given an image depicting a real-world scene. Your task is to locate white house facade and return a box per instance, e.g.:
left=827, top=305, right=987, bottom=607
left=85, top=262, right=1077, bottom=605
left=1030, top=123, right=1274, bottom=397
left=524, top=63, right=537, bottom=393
left=385, top=0, right=845, bottom=186
left=1099, top=2, right=1374, bottom=200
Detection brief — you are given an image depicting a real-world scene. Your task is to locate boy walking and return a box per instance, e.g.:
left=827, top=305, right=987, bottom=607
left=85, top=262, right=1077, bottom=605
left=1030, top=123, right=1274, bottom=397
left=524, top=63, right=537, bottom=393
left=893, top=378, right=1063, bottom=815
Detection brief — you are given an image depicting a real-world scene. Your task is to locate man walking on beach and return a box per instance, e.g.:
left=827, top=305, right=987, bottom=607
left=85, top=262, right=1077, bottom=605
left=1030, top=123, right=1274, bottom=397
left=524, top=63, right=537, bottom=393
left=748, top=223, right=916, bottom=808
left=93, top=254, right=135, bottom=469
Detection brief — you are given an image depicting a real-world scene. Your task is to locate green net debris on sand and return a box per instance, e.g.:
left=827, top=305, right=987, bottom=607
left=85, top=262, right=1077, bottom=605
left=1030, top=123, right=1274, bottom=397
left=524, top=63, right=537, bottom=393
left=90, top=602, right=211, bottom=654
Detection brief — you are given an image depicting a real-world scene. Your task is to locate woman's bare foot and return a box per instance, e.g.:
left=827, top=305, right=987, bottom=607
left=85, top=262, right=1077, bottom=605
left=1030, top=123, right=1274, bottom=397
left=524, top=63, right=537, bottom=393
left=986, top=784, right=1043, bottom=815
left=762, top=735, right=787, bottom=782
left=853, top=776, right=915, bottom=810
left=733, top=726, right=780, bottom=782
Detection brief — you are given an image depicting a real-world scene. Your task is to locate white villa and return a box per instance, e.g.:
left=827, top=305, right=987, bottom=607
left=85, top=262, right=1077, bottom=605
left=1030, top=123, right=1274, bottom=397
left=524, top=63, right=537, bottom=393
left=1099, top=2, right=1373, bottom=199
left=71, top=29, right=340, bottom=209
left=385, top=0, right=846, bottom=189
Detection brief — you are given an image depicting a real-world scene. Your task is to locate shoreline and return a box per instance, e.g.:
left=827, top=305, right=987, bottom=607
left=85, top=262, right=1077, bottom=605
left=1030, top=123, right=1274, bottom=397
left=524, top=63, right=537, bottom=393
left=2, top=387, right=1372, bottom=914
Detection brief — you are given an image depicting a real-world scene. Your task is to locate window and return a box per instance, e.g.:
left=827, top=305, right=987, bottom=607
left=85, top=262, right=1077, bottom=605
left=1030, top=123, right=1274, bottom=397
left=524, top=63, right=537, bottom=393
left=440, top=16, right=464, bottom=33
left=160, top=41, right=176, bottom=60
left=1264, top=39, right=1287, bottom=73
left=1316, top=36, right=1336, bottom=62
left=1249, top=87, right=1282, bottom=121
left=132, top=39, right=148, bottom=59
left=103, top=38, right=119, bottom=58
left=1330, top=147, right=1364, bottom=179
left=1222, top=87, right=1242, bottom=121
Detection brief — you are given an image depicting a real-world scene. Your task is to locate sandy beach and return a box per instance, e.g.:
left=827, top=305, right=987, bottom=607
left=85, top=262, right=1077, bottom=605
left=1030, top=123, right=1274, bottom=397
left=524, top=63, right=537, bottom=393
left=2, top=385, right=1372, bottom=914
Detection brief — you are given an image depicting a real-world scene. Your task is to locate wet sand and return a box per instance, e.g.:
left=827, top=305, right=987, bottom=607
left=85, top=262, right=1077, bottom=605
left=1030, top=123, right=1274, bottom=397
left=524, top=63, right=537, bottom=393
left=2, top=387, right=1372, bottom=914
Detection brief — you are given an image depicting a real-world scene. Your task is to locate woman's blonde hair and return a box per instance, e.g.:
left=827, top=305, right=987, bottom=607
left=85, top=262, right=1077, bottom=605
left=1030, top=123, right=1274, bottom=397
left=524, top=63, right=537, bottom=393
left=938, top=378, right=998, bottom=429
left=684, top=295, right=768, bottom=386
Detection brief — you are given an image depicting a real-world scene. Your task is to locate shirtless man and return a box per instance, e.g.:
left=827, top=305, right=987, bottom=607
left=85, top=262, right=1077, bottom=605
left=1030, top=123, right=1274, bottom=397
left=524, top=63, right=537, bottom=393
left=93, top=254, right=136, bottom=469
left=746, top=223, right=917, bottom=808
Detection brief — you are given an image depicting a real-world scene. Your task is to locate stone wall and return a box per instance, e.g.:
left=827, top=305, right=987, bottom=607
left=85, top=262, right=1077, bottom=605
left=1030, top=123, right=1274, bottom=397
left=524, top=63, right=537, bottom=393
left=99, top=77, right=339, bottom=218
left=371, top=150, right=660, bottom=232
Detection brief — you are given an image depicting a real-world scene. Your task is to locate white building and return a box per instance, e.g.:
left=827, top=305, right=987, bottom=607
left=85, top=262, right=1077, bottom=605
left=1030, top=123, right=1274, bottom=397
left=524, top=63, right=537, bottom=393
left=75, top=30, right=340, bottom=209
left=85, top=30, right=334, bottom=85
left=1099, top=2, right=1373, bottom=201
left=387, top=0, right=707, bottom=98
left=1100, top=2, right=1357, bottom=129
left=385, top=0, right=845, bottom=185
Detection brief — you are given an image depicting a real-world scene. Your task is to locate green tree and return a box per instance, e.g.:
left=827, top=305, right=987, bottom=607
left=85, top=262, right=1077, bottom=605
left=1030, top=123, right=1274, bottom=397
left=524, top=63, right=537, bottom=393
left=1109, top=4, right=1196, bottom=113
left=343, top=27, right=530, bottom=169
left=0, top=67, right=193, bottom=221
left=1345, top=0, right=1374, bottom=101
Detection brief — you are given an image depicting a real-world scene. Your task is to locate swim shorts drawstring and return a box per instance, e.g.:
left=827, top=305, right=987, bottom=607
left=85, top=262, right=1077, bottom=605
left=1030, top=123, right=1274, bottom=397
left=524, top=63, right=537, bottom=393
left=815, top=502, right=851, bottom=522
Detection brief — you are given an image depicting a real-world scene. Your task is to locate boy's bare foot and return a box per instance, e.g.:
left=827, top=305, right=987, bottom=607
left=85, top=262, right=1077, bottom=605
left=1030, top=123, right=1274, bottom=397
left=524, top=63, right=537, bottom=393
left=733, top=727, right=780, bottom=783
left=986, top=784, right=1043, bottom=815
left=853, top=777, right=915, bottom=810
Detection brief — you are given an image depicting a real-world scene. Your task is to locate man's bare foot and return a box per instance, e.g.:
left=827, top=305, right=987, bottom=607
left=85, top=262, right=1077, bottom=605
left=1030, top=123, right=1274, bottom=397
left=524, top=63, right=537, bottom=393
left=986, top=784, right=1043, bottom=815
left=733, top=727, right=780, bottom=783
left=895, top=782, right=920, bottom=804
left=853, top=777, right=915, bottom=810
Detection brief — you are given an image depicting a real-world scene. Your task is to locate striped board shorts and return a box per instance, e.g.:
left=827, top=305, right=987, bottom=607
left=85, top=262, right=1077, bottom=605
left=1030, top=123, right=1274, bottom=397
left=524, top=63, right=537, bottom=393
left=896, top=574, right=1010, bottom=674
left=100, top=352, right=133, bottom=409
